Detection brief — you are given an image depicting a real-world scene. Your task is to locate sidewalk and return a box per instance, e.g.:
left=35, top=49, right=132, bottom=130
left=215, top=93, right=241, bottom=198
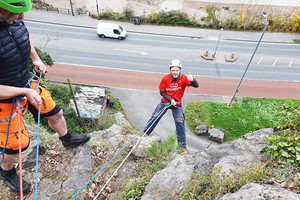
left=25, top=9, right=299, bottom=43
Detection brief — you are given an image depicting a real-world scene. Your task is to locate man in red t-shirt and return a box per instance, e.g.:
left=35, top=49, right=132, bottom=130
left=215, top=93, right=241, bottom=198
left=143, top=59, right=199, bottom=154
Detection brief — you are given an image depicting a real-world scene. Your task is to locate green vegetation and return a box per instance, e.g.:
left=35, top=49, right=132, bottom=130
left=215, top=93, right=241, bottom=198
left=185, top=97, right=300, bottom=141
left=261, top=102, right=300, bottom=166
left=181, top=164, right=267, bottom=199
left=29, top=47, right=54, bottom=78
left=294, top=39, right=300, bottom=44
left=91, top=6, right=300, bottom=33
left=115, top=135, right=176, bottom=200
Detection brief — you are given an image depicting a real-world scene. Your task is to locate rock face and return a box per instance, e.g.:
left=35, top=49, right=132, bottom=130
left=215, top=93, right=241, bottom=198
left=220, top=183, right=300, bottom=200
left=141, top=128, right=299, bottom=199
left=1, top=114, right=299, bottom=199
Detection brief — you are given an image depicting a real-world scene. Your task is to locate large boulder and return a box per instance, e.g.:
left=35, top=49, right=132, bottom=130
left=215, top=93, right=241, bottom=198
left=220, top=183, right=300, bottom=200
left=141, top=128, right=276, bottom=199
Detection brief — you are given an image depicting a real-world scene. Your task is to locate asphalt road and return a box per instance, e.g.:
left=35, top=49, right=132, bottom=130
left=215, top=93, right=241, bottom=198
left=26, top=21, right=300, bottom=82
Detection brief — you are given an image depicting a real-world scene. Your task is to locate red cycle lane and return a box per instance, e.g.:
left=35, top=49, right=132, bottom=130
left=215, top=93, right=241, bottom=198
left=46, top=63, right=300, bottom=100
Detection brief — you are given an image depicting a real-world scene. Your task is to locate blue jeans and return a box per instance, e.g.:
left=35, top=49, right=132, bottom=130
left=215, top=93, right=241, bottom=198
left=143, top=102, right=187, bottom=149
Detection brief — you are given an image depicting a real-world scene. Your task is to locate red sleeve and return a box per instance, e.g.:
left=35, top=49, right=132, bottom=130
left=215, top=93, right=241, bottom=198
left=159, top=76, right=167, bottom=92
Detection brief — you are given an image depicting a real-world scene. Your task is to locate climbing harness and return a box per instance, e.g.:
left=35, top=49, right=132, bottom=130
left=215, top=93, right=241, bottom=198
left=71, top=103, right=171, bottom=200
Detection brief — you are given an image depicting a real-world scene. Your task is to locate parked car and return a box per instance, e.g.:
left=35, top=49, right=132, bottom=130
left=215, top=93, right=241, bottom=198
left=97, top=22, right=126, bottom=40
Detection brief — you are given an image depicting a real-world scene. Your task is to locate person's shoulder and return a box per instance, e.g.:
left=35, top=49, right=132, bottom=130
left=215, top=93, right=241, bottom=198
left=180, top=74, right=188, bottom=79
left=162, top=74, right=170, bottom=79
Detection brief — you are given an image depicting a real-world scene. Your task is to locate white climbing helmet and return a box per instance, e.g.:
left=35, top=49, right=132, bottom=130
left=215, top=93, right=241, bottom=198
left=169, top=59, right=182, bottom=69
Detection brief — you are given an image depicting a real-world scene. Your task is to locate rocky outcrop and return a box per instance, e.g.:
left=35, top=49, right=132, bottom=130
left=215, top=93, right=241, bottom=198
left=141, top=128, right=299, bottom=199
left=1, top=113, right=299, bottom=199
left=220, top=183, right=300, bottom=200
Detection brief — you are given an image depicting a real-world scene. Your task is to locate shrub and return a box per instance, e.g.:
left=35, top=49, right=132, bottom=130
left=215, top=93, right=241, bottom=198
left=123, top=6, right=134, bottom=20
left=205, top=5, right=217, bottom=25
left=291, top=8, right=300, bottom=32
left=262, top=134, right=300, bottom=166
left=29, top=47, right=54, bottom=73
left=90, top=5, right=299, bottom=32
left=262, top=102, right=300, bottom=167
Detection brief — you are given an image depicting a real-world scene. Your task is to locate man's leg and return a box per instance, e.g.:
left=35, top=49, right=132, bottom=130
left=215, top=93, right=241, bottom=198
left=1, top=153, right=15, bottom=171
left=45, top=110, right=67, bottom=137
left=143, top=102, right=168, bottom=135
left=45, top=110, right=90, bottom=148
left=0, top=154, right=30, bottom=193
left=171, top=106, right=187, bottom=150
left=28, top=80, right=90, bottom=148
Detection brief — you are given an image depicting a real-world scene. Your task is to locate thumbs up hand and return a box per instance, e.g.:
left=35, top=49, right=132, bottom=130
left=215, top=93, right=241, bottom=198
left=187, top=72, right=194, bottom=81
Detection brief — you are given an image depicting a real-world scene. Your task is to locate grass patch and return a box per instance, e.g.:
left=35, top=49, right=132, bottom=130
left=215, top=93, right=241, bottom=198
left=185, top=97, right=300, bottom=141
left=293, top=39, right=300, bottom=44
left=181, top=163, right=267, bottom=199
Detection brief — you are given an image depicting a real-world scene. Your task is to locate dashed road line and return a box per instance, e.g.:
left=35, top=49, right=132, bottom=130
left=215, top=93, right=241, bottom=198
left=289, top=58, right=294, bottom=67
left=257, top=56, right=263, bottom=65
left=273, top=57, right=278, bottom=66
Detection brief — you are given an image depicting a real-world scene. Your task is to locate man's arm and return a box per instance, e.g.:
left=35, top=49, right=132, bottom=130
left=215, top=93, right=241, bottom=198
left=160, top=91, right=172, bottom=101
left=187, top=72, right=199, bottom=88
left=0, top=85, right=42, bottom=105
left=190, top=78, right=199, bottom=88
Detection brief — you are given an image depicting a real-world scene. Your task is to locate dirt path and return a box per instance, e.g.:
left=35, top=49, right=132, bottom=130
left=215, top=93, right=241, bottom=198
left=46, top=63, right=300, bottom=100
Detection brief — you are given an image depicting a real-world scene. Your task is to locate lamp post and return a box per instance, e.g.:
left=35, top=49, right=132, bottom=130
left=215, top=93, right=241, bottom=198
left=213, top=28, right=223, bottom=59
left=96, top=0, right=99, bottom=16
left=228, top=12, right=269, bottom=106
left=69, top=0, right=74, bottom=16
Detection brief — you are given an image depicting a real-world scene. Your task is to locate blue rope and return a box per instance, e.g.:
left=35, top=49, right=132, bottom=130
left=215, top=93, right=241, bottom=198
left=34, top=103, right=41, bottom=200
left=70, top=103, right=170, bottom=200
left=34, top=72, right=42, bottom=200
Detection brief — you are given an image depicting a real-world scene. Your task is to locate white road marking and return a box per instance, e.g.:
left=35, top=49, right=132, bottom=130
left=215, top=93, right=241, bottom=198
left=114, top=48, right=149, bottom=55
left=257, top=56, right=263, bottom=65
left=273, top=57, right=278, bottom=66
left=289, top=58, right=294, bottom=67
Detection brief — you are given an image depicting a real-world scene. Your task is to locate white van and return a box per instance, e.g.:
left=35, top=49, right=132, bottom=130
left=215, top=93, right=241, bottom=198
left=96, top=22, right=126, bottom=40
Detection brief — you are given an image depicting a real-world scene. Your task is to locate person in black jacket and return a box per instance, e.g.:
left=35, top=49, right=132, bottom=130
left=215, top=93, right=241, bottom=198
left=0, top=0, right=91, bottom=194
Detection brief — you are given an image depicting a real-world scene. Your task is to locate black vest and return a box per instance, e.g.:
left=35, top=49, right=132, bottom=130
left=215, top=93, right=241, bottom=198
left=0, top=19, right=31, bottom=89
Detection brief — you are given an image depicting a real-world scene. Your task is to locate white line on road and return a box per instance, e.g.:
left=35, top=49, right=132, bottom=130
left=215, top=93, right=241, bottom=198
left=257, top=56, right=263, bottom=65
left=114, top=48, right=149, bottom=55
left=273, top=57, right=278, bottom=66
left=289, top=58, right=294, bottom=67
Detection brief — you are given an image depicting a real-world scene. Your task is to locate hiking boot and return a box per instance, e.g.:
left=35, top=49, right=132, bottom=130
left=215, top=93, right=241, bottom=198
left=59, top=132, right=91, bottom=149
left=179, top=149, right=189, bottom=155
left=0, top=166, right=30, bottom=194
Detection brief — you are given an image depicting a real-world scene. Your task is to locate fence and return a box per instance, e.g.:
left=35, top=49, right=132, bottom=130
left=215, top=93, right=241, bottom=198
left=33, top=6, right=88, bottom=16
